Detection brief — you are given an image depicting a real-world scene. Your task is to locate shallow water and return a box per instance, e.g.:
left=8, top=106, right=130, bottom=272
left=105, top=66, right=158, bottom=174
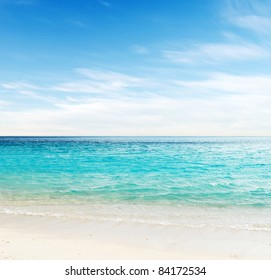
left=0, top=136, right=271, bottom=230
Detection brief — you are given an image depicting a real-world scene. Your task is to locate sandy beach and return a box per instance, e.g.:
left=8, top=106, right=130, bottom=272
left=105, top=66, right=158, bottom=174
left=0, top=213, right=270, bottom=260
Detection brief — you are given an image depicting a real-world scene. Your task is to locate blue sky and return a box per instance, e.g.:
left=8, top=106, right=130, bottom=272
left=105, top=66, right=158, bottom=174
left=1, top=0, right=271, bottom=135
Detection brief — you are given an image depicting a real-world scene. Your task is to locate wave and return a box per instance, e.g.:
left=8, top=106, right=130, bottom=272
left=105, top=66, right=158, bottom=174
left=1, top=203, right=270, bottom=232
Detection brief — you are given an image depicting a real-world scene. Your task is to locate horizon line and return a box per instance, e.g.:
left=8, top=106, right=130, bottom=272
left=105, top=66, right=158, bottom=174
left=1, top=135, right=271, bottom=138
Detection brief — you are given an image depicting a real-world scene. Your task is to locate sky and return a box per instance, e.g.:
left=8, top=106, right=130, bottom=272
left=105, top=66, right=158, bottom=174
left=1, top=0, right=271, bottom=136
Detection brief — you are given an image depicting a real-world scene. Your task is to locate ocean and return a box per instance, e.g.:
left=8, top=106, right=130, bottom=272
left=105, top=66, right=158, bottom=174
left=0, top=136, right=270, bottom=231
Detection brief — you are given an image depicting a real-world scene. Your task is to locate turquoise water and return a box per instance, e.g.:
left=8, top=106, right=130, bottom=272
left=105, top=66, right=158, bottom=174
left=0, top=136, right=271, bottom=229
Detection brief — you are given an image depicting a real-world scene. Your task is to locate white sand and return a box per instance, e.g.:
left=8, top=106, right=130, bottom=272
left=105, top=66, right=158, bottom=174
left=0, top=213, right=270, bottom=260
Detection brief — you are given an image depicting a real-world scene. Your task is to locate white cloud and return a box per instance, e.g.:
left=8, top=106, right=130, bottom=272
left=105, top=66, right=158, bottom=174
left=2, top=82, right=39, bottom=90
left=69, top=20, right=87, bottom=28
left=164, top=43, right=269, bottom=64
left=1, top=90, right=271, bottom=136
left=1, top=82, right=59, bottom=104
left=233, top=15, right=271, bottom=33
left=225, top=0, right=271, bottom=33
left=0, top=0, right=36, bottom=5
left=76, top=68, right=141, bottom=83
left=53, top=80, right=124, bottom=94
left=99, top=0, right=111, bottom=8
left=175, top=73, right=271, bottom=95
left=131, top=45, right=149, bottom=54
left=0, top=100, right=11, bottom=107
left=15, top=0, right=35, bottom=4
left=53, top=68, right=150, bottom=94
left=2, top=67, right=271, bottom=136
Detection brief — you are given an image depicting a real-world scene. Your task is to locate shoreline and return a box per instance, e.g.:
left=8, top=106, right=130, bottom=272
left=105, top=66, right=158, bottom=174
left=0, top=213, right=270, bottom=260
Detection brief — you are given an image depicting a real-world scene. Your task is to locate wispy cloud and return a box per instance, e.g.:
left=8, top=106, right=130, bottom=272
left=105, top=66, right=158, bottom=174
left=164, top=1, right=271, bottom=67
left=1, top=81, right=59, bottom=105
left=53, top=68, right=150, bottom=95
left=1, top=82, right=39, bottom=90
left=68, top=19, right=87, bottom=28
left=175, top=72, right=271, bottom=96
left=2, top=92, right=271, bottom=136
left=164, top=43, right=269, bottom=64
left=0, top=100, right=11, bottom=107
left=2, top=67, right=271, bottom=136
left=131, top=45, right=149, bottom=54
left=0, top=0, right=37, bottom=5
left=225, top=0, right=271, bottom=33
left=99, top=0, right=111, bottom=8
left=233, top=15, right=271, bottom=33
left=15, top=0, right=36, bottom=4
left=76, top=68, right=141, bottom=83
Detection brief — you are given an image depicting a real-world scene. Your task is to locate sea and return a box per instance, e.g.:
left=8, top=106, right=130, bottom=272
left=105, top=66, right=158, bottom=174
left=0, top=136, right=270, bottom=231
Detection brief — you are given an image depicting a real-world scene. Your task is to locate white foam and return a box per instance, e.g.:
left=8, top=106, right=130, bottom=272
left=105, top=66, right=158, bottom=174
left=1, top=202, right=271, bottom=232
